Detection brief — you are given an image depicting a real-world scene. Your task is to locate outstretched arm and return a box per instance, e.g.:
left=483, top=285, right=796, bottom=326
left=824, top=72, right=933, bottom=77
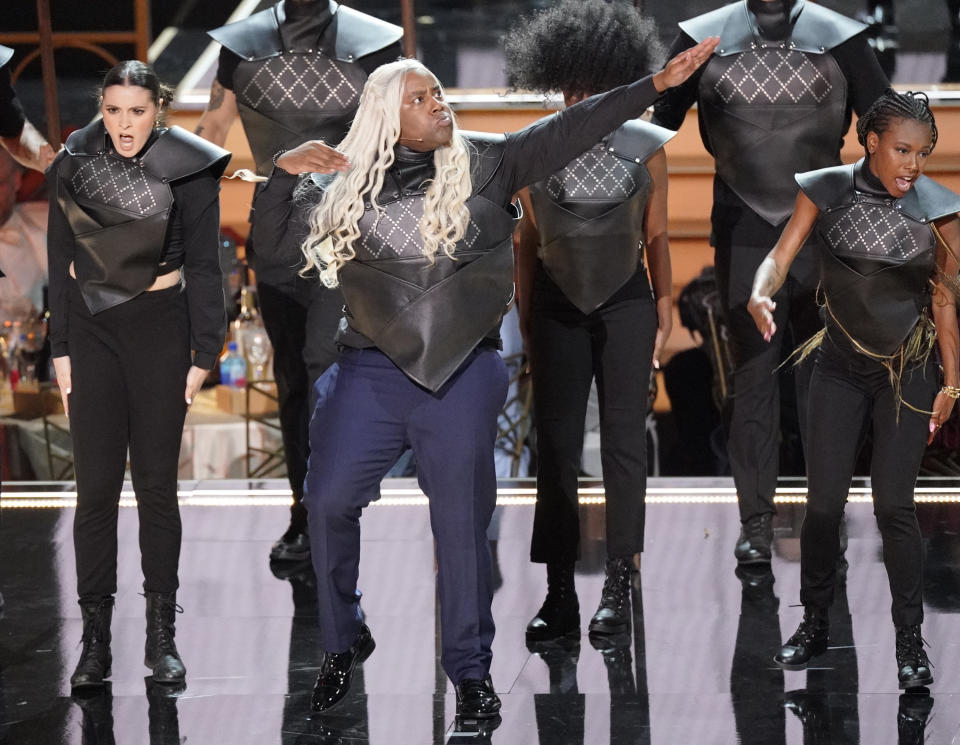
left=1, top=119, right=56, bottom=172
left=748, top=191, right=820, bottom=341
left=930, top=215, right=960, bottom=442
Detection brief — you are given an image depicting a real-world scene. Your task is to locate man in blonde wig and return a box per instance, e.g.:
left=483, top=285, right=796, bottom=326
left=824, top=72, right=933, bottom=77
left=253, top=42, right=719, bottom=720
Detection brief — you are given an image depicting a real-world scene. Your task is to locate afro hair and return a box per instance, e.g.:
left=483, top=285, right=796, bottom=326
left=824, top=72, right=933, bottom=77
left=504, top=0, right=666, bottom=96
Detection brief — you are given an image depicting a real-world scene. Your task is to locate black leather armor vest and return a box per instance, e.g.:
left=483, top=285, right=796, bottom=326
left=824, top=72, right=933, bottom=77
left=682, top=0, right=865, bottom=226
left=0, top=46, right=12, bottom=69
left=528, top=119, right=674, bottom=313
left=55, top=121, right=230, bottom=314
left=797, top=160, right=960, bottom=356
left=319, top=135, right=515, bottom=391
left=210, top=1, right=401, bottom=175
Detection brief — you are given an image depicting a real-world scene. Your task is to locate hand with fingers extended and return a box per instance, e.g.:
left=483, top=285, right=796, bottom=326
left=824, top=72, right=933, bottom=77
left=275, top=140, right=350, bottom=176
left=748, top=295, right=778, bottom=342
left=653, top=36, right=720, bottom=92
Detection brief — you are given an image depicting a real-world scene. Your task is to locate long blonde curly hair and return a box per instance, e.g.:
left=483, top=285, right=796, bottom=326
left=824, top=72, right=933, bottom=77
left=301, top=59, right=473, bottom=288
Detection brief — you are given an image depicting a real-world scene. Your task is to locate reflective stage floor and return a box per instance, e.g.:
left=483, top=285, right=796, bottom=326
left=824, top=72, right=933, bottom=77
left=1, top=478, right=959, bottom=745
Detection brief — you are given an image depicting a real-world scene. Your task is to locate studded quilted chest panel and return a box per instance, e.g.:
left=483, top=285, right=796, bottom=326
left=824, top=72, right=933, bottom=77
left=711, top=48, right=834, bottom=106
left=353, top=195, right=481, bottom=261
left=545, top=145, right=648, bottom=204
left=235, top=52, right=361, bottom=112
left=819, top=200, right=932, bottom=262
left=69, top=153, right=168, bottom=217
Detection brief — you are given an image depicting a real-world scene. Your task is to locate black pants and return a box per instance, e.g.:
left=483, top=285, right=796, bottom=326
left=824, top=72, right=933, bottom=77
left=714, top=239, right=821, bottom=522
left=800, top=334, right=934, bottom=626
left=257, top=281, right=341, bottom=528
left=69, top=282, right=190, bottom=600
left=529, top=273, right=657, bottom=562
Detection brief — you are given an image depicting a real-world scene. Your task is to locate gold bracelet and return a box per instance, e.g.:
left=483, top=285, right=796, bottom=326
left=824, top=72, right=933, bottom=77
left=940, top=385, right=960, bottom=399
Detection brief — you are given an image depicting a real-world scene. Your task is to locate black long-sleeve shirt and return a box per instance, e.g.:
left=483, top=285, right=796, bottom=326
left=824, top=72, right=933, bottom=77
left=0, top=66, right=24, bottom=138
left=47, top=160, right=227, bottom=370
left=253, top=75, right=662, bottom=273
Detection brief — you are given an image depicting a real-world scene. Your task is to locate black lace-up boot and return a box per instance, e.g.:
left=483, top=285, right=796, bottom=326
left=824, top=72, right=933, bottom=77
left=144, top=592, right=186, bottom=684
left=526, top=562, right=579, bottom=642
left=71, top=597, right=114, bottom=689
left=734, top=513, right=774, bottom=565
left=588, top=557, right=632, bottom=635
left=774, top=606, right=829, bottom=670
left=895, top=624, right=933, bottom=689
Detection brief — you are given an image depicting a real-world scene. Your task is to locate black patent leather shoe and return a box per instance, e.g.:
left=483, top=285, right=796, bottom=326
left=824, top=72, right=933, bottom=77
left=311, top=625, right=375, bottom=713
left=455, top=677, right=502, bottom=719
left=270, top=527, right=311, bottom=562
left=896, top=625, right=934, bottom=689
left=774, top=609, right=829, bottom=670
left=734, top=514, right=774, bottom=565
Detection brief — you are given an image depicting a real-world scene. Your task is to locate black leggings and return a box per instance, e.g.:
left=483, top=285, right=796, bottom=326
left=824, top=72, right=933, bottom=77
left=69, top=281, right=191, bottom=601
left=529, top=271, right=657, bottom=562
left=800, top=333, right=935, bottom=626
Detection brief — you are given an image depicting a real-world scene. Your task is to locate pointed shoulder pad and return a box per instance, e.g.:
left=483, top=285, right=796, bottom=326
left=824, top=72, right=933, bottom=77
left=208, top=6, right=282, bottom=62
left=903, top=176, right=960, bottom=224
left=795, top=164, right=855, bottom=212
left=791, top=2, right=868, bottom=53
left=331, top=2, right=403, bottom=62
left=679, top=2, right=749, bottom=53
left=606, top=120, right=675, bottom=164
left=142, top=127, right=231, bottom=182
left=64, top=119, right=109, bottom=156
left=0, top=45, right=13, bottom=69
left=463, top=131, right=507, bottom=192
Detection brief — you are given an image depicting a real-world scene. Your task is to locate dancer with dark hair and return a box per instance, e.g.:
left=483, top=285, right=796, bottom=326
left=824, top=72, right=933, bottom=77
left=198, top=0, right=402, bottom=564
left=0, top=45, right=55, bottom=172
left=504, top=0, right=673, bottom=641
left=654, top=0, right=890, bottom=567
left=47, top=60, right=230, bottom=689
left=253, top=41, right=718, bottom=718
left=749, top=90, right=958, bottom=687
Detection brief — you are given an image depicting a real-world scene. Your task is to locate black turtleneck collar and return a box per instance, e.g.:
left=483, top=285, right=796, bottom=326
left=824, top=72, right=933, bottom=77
left=394, top=143, right=435, bottom=164
left=747, top=0, right=798, bottom=41
left=280, top=0, right=333, bottom=52
left=855, top=157, right=894, bottom=198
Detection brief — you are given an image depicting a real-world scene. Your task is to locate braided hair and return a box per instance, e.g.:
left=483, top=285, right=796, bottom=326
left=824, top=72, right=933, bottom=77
left=504, top=0, right=665, bottom=96
left=856, top=89, right=938, bottom=152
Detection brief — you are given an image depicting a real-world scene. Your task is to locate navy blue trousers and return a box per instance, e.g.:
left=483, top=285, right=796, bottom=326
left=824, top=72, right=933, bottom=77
left=304, top=347, right=508, bottom=683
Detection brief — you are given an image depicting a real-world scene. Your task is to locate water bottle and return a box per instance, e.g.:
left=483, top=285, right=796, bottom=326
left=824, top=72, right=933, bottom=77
left=219, top=341, right=247, bottom=388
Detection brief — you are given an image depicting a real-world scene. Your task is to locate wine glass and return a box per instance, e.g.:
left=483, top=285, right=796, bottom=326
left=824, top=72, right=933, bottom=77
left=244, top=329, right=271, bottom=382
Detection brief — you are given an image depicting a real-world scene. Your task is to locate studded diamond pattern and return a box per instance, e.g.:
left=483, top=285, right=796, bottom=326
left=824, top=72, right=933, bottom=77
left=239, top=54, right=360, bottom=110
left=546, top=149, right=639, bottom=202
left=357, top=195, right=479, bottom=260
left=823, top=203, right=923, bottom=261
left=715, top=49, right=833, bottom=105
left=70, top=154, right=166, bottom=216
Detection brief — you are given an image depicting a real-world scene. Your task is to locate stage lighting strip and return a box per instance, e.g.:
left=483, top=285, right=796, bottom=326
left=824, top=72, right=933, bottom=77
left=3, top=484, right=960, bottom=508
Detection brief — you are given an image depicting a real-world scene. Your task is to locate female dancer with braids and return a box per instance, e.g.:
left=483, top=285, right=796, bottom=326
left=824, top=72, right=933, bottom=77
left=47, top=61, right=229, bottom=689
left=504, top=0, right=674, bottom=642
left=749, top=90, right=959, bottom=687
left=251, top=42, right=718, bottom=719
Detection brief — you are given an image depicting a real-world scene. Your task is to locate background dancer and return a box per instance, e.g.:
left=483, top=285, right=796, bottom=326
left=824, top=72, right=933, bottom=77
left=749, top=90, right=957, bottom=689
left=47, top=61, right=229, bottom=689
left=504, top=0, right=674, bottom=643
left=197, top=0, right=402, bottom=563
left=653, top=0, right=889, bottom=566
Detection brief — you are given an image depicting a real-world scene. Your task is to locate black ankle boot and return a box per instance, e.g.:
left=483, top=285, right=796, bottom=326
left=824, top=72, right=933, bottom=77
left=71, top=597, right=114, bottom=689
left=895, top=624, right=933, bottom=689
left=526, top=562, right=579, bottom=642
left=734, top=513, right=774, bottom=565
left=774, top=606, right=829, bottom=670
left=144, top=592, right=186, bottom=684
left=588, top=557, right=632, bottom=636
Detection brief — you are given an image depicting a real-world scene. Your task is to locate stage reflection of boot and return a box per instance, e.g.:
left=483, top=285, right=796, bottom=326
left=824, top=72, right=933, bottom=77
left=451, top=712, right=502, bottom=744
left=146, top=677, right=184, bottom=745
left=531, top=637, right=584, bottom=745
left=72, top=684, right=116, bottom=745
left=591, top=632, right=635, bottom=696
left=735, top=565, right=779, bottom=613
left=784, top=690, right=831, bottom=745
left=898, top=691, right=933, bottom=745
